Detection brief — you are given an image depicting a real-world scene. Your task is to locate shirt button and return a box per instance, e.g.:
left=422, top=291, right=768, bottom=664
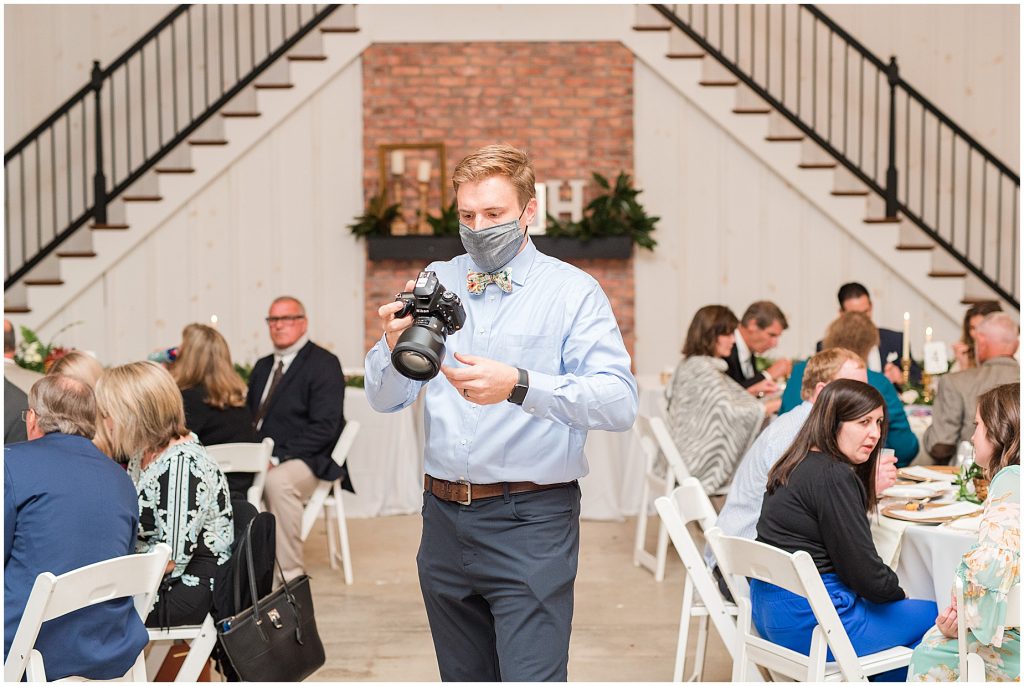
left=460, top=439, right=467, bottom=446
left=528, top=408, right=535, bottom=413
left=489, top=296, right=495, bottom=302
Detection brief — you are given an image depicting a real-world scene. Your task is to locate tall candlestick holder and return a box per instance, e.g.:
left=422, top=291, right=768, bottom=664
left=920, top=370, right=934, bottom=403
left=390, top=172, right=409, bottom=236
left=901, top=357, right=911, bottom=388
left=416, top=181, right=430, bottom=235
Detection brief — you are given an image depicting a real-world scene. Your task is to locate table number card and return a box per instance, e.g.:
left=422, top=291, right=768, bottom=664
left=923, top=341, right=948, bottom=374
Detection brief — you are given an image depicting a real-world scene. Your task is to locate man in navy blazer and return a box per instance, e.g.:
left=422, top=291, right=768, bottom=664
left=247, top=296, right=347, bottom=581
left=816, top=282, right=920, bottom=387
left=4, top=374, right=147, bottom=680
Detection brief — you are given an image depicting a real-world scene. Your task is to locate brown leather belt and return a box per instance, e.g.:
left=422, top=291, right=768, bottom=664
left=424, top=475, right=574, bottom=506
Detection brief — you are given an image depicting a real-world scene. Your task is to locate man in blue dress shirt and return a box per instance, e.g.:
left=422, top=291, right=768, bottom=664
left=4, top=374, right=147, bottom=680
left=365, top=144, right=638, bottom=681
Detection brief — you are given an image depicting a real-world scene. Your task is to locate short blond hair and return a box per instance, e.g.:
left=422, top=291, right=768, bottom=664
left=47, top=350, right=104, bottom=388
left=452, top=144, right=536, bottom=209
left=822, top=312, right=879, bottom=362
left=171, top=323, right=247, bottom=409
left=801, top=348, right=864, bottom=400
left=95, top=361, right=188, bottom=458
left=29, top=374, right=97, bottom=438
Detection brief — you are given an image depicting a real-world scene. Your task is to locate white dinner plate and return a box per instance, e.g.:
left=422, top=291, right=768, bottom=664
left=881, top=484, right=945, bottom=499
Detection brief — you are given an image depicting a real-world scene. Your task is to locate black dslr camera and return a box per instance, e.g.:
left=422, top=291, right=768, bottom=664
left=391, top=271, right=467, bottom=380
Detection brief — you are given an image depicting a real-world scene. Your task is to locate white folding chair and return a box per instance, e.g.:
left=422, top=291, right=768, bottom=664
left=706, top=527, right=913, bottom=682
left=655, top=479, right=749, bottom=682
left=206, top=437, right=274, bottom=510
left=956, top=576, right=1020, bottom=682
left=633, top=414, right=694, bottom=581
left=300, top=420, right=360, bottom=585
left=4, top=543, right=172, bottom=683
left=145, top=613, right=218, bottom=682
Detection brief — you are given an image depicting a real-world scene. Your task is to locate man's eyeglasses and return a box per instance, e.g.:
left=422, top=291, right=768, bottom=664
left=265, top=315, right=306, bottom=325
left=20, top=409, right=32, bottom=423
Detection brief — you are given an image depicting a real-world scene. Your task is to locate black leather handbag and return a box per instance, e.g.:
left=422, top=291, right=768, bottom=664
left=216, top=519, right=325, bottom=681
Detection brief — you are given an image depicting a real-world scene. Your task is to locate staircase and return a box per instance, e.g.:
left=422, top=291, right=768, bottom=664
left=4, top=4, right=366, bottom=325
left=631, top=4, right=1019, bottom=314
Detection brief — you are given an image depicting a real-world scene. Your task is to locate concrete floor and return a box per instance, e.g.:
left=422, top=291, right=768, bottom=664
left=303, top=512, right=732, bottom=682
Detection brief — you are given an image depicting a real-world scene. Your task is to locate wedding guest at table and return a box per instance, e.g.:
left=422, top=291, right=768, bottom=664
left=95, top=361, right=233, bottom=628
left=172, top=323, right=258, bottom=501
left=5, top=374, right=146, bottom=679
left=908, top=382, right=1020, bottom=681
left=950, top=301, right=1003, bottom=372
left=47, top=349, right=103, bottom=388
left=707, top=348, right=899, bottom=598
left=782, top=311, right=919, bottom=466
left=752, top=379, right=936, bottom=681
left=4, top=379, right=28, bottom=443
left=725, top=300, right=792, bottom=397
left=248, top=296, right=347, bottom=583
left=3, top=319, right=42, bottom=394
left=925, top=312, right=1019, bottom=464
left=668, top=305, right=778, bottom=494
left=365, top=144, right=637, bottom=681
left=817, top=282, right=920, bottom=387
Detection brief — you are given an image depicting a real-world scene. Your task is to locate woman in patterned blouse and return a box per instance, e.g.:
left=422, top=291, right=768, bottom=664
left=95, top=361, right=233, bottom=628
left=908, top=382, right=1020, bottom=681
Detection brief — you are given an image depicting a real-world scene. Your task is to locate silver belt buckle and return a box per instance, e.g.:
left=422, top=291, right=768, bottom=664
left=456, top=479, right=472, bottom=506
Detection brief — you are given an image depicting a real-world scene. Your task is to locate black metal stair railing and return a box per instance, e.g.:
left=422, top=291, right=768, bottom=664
left=5, top=4, right=340, bottom=290
left=652, top=4, right=1019, bottom=308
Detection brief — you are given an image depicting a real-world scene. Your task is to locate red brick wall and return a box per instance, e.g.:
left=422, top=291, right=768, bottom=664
left=361, top=42, right=636, bottom=365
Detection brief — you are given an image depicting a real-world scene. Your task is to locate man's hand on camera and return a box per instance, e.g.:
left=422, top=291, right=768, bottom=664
left=441, top=352, right=519, bottom=405
left=378, top=279, right=416, bottom=351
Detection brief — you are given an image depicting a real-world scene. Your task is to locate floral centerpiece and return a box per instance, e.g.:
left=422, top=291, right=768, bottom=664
left=14, top=322, right=80, bottom=373
left=953, top=461, right=986, bottom=504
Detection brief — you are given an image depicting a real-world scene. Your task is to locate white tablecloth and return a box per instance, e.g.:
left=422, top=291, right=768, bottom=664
left=894, top=524, right=976, bottom=602
left=580, top=375, right=667, bottom=521
left=341, top=388, right=423, bottom=518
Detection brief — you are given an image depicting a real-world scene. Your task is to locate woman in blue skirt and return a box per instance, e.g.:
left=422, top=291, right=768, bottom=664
left=753, top=379, right=937, bottom=681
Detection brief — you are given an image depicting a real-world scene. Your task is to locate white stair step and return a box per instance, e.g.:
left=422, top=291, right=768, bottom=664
left=961, top=273, right=1008, bottom=305
left=221, top=85, right=260, bottom=117
left=896, top=222, right=935, bottom=250
left=766, top=110, right=803, bottom=141
left=288, top=29, right=325, bottom=59
left=634, top=5, right=672, bottom=30
left=700, top=58, right=737, bottom=86
left=22, top=253, right=63, bottom=286
left=667, top=27, right=704, bottom=58
left=122, top=170, right=161, bottom=201
left=798, top=139, right=837, bottom=169
left=55, top=228, right=96, bottom=257
left=4, top=283, right=30, bottom=313
left=319, top=5, right=358, bottom=32
left=154, top=145, right=194, bottom=173
left=733, top=83, right=770, bottom=114
left=189, top=116, right=227, bottom=144
left=831, top=165, right=869, bottom=196
left=254, top=60, right=292, bottom=88
left=930, top=250, right=967, bottom=277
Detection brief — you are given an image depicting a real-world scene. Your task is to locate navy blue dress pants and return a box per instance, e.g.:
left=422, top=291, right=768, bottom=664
left=417, top=483, right=582, bottom=682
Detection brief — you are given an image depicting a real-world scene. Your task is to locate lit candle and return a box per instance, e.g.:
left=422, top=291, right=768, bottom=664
left=925, top=326, right=933, bottom=343
left=417, top=159, right=431, bottom=183
left=902, top=312, right=910, bottom=360
left=391, top=150, right=405, bottom=175
left=210, top=314, right=218, bottom=328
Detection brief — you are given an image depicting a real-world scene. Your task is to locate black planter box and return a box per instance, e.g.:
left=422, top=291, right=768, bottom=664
left=366, top=235, right=633, bottom=261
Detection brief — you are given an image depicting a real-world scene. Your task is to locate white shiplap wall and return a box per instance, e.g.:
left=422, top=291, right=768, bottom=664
left=633, top=61, right=962, bottom=376
left=36, top=60, right=366, bottom=370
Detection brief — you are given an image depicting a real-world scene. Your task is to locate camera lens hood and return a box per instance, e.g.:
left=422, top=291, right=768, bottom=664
left=392, top=322, right=448, bottom=380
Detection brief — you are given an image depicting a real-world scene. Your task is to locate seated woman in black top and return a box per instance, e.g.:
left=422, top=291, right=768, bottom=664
left=171, top=323, right=258, bottom=501
left=752, top=379, right=936, bottom=681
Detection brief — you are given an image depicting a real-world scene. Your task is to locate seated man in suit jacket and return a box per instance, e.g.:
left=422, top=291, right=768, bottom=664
left=5, top=374, right=147, bottom=680
left=725, top=300, right=793, bottom=397
left=924, top=312, right=1020, bottom=464
left=247, top=296, right=347, bottom=582
left=815, top=282, right=920, bottom=387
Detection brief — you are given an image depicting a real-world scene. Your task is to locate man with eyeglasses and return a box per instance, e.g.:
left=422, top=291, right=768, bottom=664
left=246, top=296, right=347, bottom=582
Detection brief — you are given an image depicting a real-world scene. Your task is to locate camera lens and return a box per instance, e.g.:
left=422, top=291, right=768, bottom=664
left=391, top=321, right=447, bottom=380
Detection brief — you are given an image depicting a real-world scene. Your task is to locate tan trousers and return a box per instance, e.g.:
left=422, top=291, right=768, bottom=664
left=263, top=458, right=320, bottom=582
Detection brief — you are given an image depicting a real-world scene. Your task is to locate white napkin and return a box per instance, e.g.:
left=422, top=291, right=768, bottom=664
left=899, top=466, right=959, bottom=483
left=944, top=515, right=983, bottom=532
left=895, top=501, right=983, bottom=521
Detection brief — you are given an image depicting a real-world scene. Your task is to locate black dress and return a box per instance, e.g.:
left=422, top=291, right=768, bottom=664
left=181, top=384, right=259, bottom=501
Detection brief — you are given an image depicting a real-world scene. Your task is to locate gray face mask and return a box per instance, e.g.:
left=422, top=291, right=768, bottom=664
left=459, top=206, right=527, bottom=273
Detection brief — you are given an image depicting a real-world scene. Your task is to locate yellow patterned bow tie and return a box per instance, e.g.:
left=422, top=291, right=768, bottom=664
left=467, top=269, right=512, bottom=294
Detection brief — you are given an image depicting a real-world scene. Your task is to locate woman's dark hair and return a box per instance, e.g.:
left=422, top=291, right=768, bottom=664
left=960, top=301, right=1003, bottom=366
left=682, top=305, right=739, bottom=358
left=766, top=379, right=888, bottom=510
left=975, top=382, right=1020, bottom=480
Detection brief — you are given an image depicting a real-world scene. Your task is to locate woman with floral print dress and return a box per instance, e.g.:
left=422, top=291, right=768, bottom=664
left=96, top=361, right=233, bottom=628
left=908, top=382, right=1020, bottom=682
